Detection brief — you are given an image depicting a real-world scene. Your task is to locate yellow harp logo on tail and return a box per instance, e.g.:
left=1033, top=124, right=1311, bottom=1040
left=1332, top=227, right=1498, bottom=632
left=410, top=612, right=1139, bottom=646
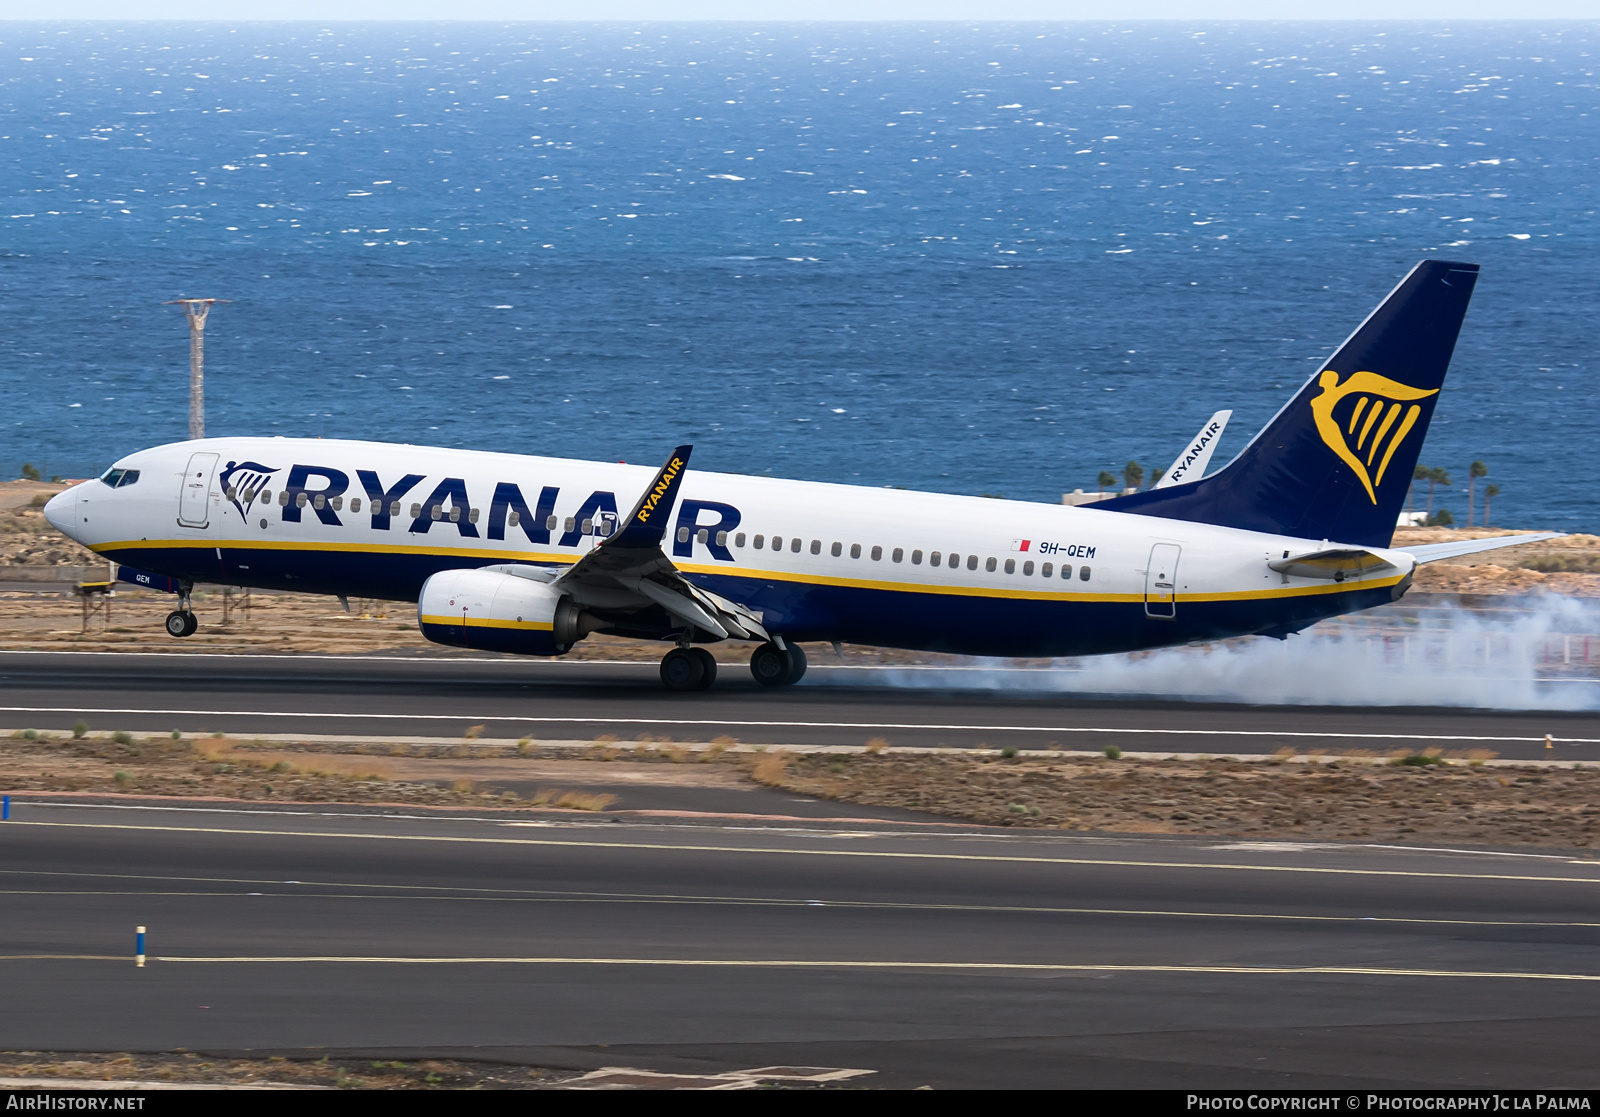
left=1310, top=370, right=1439, bottom=504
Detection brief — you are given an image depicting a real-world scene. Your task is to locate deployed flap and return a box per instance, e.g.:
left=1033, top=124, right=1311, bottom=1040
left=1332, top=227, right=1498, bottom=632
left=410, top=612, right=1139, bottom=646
left=1268, top=548, right=1397, bottom=582
left=1401, top=533, right=1562, bottom=565
left=553, top=444, right=769, bottom=643
left=1156, top=410, right=1232, bottom=489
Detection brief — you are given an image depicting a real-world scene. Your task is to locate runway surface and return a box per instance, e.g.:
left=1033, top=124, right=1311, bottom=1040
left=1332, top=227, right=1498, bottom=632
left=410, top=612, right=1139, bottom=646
left=4, top=798, right=1600, bottom=1088
left=1, top=651, right=1599, bottom=760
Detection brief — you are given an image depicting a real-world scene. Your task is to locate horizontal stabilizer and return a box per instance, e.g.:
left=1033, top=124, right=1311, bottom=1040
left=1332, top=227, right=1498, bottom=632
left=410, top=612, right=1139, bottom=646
left=1401, top=533, right=1562, bottom=565
left=1268, top=548, right=1396, bottom=582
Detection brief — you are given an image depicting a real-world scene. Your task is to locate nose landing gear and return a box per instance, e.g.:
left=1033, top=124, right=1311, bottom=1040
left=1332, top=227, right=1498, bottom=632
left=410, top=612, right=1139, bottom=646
left=164, top=582, right=199, bottom=638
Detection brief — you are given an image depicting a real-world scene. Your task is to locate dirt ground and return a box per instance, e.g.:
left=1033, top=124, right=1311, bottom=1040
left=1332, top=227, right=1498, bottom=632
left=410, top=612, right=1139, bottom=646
left=6, top=730, right=1600, bottom=851
left=0, top=1052, right=560, bottom=1090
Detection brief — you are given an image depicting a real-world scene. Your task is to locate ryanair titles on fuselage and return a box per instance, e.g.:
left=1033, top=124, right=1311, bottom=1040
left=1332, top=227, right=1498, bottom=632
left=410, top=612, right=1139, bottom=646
left=220, top=458, right=744, bottom=560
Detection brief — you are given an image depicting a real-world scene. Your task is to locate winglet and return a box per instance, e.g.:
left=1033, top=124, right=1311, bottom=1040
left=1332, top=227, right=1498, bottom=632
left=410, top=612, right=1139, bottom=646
left=605, top=445, right=693, bottom=550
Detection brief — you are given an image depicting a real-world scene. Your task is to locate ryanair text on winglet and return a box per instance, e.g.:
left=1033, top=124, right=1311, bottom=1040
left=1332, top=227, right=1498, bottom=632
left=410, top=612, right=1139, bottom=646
left=635, top=456, right=684, bottom=524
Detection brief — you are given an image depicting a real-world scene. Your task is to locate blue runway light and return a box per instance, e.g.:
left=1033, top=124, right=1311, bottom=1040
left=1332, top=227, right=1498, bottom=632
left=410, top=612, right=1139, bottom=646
left=136, top=926, right=146, bottom=968
left=2, top=796, right=8, bottom=821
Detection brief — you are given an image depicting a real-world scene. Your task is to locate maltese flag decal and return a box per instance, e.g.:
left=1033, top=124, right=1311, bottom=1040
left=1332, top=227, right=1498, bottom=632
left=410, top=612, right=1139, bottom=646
left=1010, top=539, right=1032, bottom=552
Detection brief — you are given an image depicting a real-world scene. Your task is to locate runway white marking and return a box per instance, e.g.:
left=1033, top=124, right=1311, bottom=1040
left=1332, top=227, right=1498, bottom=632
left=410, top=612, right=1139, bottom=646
left=12, top=955, right=1586, bottom=983
left=13, top=819, right=1600, bottom=886
left=0, top=705, right=1595, bottom=745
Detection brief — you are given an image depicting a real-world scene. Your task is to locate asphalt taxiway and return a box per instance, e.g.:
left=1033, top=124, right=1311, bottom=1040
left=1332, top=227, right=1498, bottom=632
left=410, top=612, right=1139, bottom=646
left=4, top=798, right=1600, bottom=1088
left=0, top=651, right=1597, bottom=760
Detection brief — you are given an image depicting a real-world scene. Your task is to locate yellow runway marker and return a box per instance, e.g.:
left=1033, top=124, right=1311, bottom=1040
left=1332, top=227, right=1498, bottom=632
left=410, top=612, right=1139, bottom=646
left=12, top=819, right=1600, bottom=887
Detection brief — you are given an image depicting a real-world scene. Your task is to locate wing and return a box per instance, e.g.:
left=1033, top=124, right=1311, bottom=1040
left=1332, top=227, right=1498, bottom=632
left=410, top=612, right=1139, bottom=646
left=545, top=445, right=770, bottom=643
left=1155, top=410, right=1232, bottom=490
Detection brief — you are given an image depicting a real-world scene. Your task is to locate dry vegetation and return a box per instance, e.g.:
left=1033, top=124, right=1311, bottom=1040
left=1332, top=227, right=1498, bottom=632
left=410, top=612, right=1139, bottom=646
left=742, top=747, right=1600, bottom=850
left=0, top=1051, right=558, bottom=1090
left=7, top=726, right=1600, bottom=850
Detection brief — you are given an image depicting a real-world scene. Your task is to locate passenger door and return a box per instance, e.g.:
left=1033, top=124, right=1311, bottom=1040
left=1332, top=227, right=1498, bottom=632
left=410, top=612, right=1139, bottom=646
left=177, top=451, right=219, bottom=529
left=1144, top=542, right=1181, bottom=619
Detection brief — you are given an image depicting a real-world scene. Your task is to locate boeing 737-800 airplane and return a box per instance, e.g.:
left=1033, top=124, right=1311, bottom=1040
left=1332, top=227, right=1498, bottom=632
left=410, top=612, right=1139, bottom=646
left=44, top=260, right=1551, bottom=690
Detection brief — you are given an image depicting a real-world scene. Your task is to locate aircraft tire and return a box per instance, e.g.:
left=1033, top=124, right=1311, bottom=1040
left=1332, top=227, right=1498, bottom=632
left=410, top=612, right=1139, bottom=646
left=660, top=648, right=705, bottom=692
left=165, top=610, right=196, bottom=638
left=689, top=647, right=717, bottom=690
left=750, top=643, right=795, bottom=687
left=784, top=642, right=808, bottom=685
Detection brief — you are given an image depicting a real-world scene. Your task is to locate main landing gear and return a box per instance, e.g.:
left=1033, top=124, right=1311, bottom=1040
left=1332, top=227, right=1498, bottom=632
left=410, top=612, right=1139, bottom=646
left=657, top=642, right=807, bottom=692
left=164, top=583, right=198, bottom=638
left=660, top=646, right=718, bottom=692
left=749, top=641, right=807, bottom=688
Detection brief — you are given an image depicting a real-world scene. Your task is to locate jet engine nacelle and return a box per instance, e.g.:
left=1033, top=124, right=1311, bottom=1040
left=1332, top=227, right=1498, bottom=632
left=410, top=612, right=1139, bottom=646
left=417, top=568, right=588, bottom=656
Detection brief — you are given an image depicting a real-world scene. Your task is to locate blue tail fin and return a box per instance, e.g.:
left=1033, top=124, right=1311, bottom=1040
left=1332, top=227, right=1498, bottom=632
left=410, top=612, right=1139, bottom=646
left=1099, top=260, right=1480, bottom=548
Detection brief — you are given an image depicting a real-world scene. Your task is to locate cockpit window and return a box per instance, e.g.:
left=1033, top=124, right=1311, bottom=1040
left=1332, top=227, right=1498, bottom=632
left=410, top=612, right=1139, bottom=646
left=98, top=467, right=140, bottom=489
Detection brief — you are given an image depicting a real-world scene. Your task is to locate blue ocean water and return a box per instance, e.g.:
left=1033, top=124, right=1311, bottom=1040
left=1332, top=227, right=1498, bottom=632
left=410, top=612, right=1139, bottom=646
left=1, top=22, right=1595, bottom=530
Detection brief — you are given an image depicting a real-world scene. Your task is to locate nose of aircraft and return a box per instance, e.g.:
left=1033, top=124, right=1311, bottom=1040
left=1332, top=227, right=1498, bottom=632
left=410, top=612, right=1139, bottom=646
left=43, top=485, right=80, bottom=538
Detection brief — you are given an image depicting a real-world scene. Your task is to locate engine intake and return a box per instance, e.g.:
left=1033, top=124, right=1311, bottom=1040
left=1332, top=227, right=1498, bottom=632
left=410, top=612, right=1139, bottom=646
left=417, top=568, right=595, bottom=656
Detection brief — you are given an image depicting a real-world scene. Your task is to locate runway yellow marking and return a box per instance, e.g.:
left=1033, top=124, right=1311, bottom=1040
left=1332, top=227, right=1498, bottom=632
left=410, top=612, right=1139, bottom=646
left=11, top=820, right=1600, bottom=887
left=0, top=707, right=1593, bottom=745
left=112, top=956, right=1600, bottom=983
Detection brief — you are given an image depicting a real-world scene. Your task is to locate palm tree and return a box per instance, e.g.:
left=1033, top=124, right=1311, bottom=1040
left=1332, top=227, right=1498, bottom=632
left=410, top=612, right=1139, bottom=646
left=1467, top=460, right=1488, bottom=527
left=1425, top=467, right=1452, bottom=517
left=1484, top=484, right=1500, bottom=527
left=1097, top=470, right=1117, bottom=494
left=1123, top=460, right=1145, bottom=492
left=1410, top=463, right=1429, bottom=512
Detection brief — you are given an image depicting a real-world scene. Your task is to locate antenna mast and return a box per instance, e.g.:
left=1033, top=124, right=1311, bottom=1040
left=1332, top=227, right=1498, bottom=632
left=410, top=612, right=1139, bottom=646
left=162, top=298, right=230, bottom=439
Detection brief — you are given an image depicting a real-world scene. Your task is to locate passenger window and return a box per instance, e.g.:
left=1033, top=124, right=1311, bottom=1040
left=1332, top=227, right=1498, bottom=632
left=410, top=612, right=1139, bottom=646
left=296, top=493, right=309, bottom=509
left=546, top=515, right=558, bottom=531
left=753, top=534, right=765, bottom=549
left=389, top=501, right=400, bottom=517
left=1003, top=558, right=1014, bottom=574
left=987, top=557, right=998, bottom=573
left=1061, top=565, right=1072, bottom=579
left=910, top=549, right=921, bottom=565
left=830, top=541, right=841, bottom=557
left=582, top=519, right=594, bottom=535
left=450, top=507, right=461, bottom=523
left=468, top=507, right=479, bottom=524
left=350, top=498, right=362, bottom=513
left=928, top=551, right=940, bottom=566
left=1041, top=562, right=1052, bottom=577
left=871, top=546, right=882, bottom=561
left=331, top=496, right=344, bottom=511
left=716, top=530, right=728, bottom=547
left=225, top=486, right=238, bottom=500
left=677, top=527, right=691, bottom=543
left=508, top=510, right=521, bottom=527
left=735, top=532, right=746, bottom=548
left=892, top=548, right=903, bottom=563
left=280, top=492, right=292, bottom=507
left=430, top=505, right=443, bottom=520
left=1023, top=560, right=1033, bottom=576
left=565, top=517, right=576, bottom=533
left=313, top=494, right=326, bottom=511
left=1080, top=566, right=1091, bottom=581
left=851, top=544, right=862, bottom=559
left=790, top=537, right=801, bottom=553
left=410, top=503, right=421, bottom=518
left=771, top=536, right=782, bottom=550
left=814, top=540, right=824, bottom=555
left=696, top=528, right=708, bottom=544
